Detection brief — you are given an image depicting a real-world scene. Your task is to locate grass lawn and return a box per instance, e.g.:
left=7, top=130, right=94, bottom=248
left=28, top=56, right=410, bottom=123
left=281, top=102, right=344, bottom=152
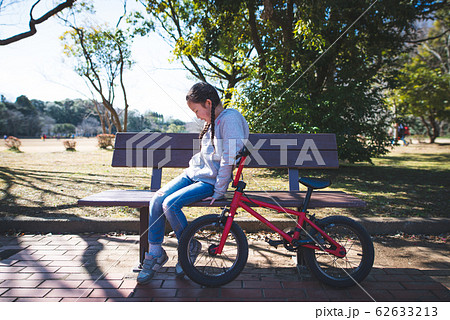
left=0, top=137, right=449, bottom=221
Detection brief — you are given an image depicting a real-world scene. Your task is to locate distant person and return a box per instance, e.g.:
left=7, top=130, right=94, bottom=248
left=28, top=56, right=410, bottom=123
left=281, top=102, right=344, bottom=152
left=398, top=123, right=409, bottom=146
left=3, top=135, right=7, bottom=140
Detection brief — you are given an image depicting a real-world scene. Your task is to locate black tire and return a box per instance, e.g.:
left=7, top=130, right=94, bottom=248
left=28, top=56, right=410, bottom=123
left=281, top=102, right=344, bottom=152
left=178, top=214, right=248, bottom=287
left=302, top=216, right=374, bottom=287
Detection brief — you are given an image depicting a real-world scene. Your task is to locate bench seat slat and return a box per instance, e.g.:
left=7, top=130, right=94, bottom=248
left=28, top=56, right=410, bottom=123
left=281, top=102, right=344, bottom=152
left=114, top=132, right=338, bottom=151
left=112, top=149, right=339, bottom=168
left=78, top=190, right=366, bottom=209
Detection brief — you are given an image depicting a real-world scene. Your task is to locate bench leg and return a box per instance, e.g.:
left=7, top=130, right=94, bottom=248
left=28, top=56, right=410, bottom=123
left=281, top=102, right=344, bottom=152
left=138, top=207, right=149, bottom=269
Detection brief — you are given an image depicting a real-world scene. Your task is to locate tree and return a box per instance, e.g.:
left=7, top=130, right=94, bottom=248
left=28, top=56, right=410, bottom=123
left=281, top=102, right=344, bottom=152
left=60, top=2, right=134, bottom=132
left=389, top=12, right=450, bottom=143
left=136, top=0, right=445, bottom=162
left=135, top=0, right=253, bottom=99
left=0, top=0, right=76, bottom=45
left=53, top=123, right=76, bottom=136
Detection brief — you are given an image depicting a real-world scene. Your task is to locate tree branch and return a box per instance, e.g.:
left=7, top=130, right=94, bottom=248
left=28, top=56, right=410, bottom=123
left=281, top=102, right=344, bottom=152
left=406, top=28, right=450, bottom=44
left=0, top=0, right=75, bottom=46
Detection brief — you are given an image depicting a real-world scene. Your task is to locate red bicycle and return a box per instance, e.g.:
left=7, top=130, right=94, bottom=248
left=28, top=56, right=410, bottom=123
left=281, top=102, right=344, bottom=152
left=178, top=147, right=374, bottom=287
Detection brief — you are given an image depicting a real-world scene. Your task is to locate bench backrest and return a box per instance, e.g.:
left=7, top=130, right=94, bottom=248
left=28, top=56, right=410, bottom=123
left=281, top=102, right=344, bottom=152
left=112, top=132, right=338, bottom=191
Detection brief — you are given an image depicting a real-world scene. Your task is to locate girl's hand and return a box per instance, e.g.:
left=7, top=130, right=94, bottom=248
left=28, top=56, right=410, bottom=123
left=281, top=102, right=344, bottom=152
left=202, top=196, right=216, bottom=206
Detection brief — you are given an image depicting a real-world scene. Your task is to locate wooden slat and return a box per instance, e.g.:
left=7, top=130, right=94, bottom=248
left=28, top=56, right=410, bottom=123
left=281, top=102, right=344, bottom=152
left=78, top=190, right=366, bottom=208
left=114, top=132, right=337, bottom=151
left=114, top=132, right=199, bottom=150
left=112, top=132, right=338, bottom=168
left=112, top=149, right=338, bottom=168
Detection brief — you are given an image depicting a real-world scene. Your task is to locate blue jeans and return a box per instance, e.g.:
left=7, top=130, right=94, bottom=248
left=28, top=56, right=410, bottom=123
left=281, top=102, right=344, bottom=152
left=148, top=173, right=214, bottom=245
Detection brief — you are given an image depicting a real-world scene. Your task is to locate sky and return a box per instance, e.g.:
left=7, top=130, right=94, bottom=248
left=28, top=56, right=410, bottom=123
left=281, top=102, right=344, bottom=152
left=0, top=0, right=198, bottom=123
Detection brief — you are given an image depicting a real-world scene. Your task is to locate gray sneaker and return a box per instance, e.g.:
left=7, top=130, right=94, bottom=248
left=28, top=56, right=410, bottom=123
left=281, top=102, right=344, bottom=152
left=137, top=250, right=168, bottom=284
left=175, top=239, right=202, bottom=277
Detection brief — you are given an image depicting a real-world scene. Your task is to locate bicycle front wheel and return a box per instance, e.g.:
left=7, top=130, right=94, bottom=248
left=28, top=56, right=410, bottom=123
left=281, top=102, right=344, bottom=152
left=178, top=214, right=248, bottom=287
left=302, top=216, right=374, bottom=287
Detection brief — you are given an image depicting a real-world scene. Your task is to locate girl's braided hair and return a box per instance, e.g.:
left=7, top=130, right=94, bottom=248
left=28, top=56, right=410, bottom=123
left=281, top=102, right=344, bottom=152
left=186, top=82, right=222, bottom=146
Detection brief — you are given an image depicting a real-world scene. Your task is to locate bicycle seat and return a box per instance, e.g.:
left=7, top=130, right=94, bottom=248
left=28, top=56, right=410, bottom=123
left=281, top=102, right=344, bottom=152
left=299, top=177, right=331, bottom=190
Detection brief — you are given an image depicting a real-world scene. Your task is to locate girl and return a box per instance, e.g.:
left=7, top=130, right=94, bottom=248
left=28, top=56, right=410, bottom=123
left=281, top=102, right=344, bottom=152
left=137, top=82, right=249, bottom=284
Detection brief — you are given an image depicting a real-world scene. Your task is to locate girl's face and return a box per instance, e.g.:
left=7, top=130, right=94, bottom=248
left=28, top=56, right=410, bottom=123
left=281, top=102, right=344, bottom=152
left=187, top=99, right=212, bottom=123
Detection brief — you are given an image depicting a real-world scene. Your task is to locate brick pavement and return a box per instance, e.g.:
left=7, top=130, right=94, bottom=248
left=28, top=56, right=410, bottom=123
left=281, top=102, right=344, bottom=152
left=0, top=233, right=448, bottom=302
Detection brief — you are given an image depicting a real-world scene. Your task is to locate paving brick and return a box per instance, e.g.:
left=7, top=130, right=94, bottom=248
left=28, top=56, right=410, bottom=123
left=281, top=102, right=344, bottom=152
left=79, top=280, right=123, bottom=289
left=19, top=266, right=60, bottom=273
left=133, top=288, right=177, bottom=298
left=15, top=298, right=62, bottom=302
left=39, top=255, right=78, bottom=261
left=221, top=280, right=242, bottom=288
left=47, top=260, right=86, bottom=267
left=0, top=266, right=25, bottom=273
left=363, top=281, right=405, bottom=290
left=0, top=273, right=32, bottom=280
left=401, top=281, right=447, bottom=290
left=302, top=292, right=330, bottom=301
left=38, top=280, right=83, bottom=288
left=55, top=266, right=96, bottom=273
left=263, top=288, right=306, bottom=299
left=364, top=289, right=395, bottom=302
left=176, top=288, right=220, bottom=298
left=389, top=289, right=439, bottom=301
left=107, top=297, right=153, bottom=302
left=0, top=259, right=19, bottom=266
left=282, top=280, right=322, bottom=289
left=65, top=273, right=103, bottom=281
left=9, top=260, right=52, bottom=267
left=153, top=297, right=197, bottom=302
left=430, top=289, right=450, bottom=301
left=10, top=254, right=44, bottom=261
left=31, top=250, right=67, bottom=256
left=1, top=288, right=51, bottom=298
left=120, top=279, right=162, bottom=289
left=161, top=279, right=202, bottom=289
left=0, top=297, right=16, bottom=302
left=27, top=273, right=70, bottom=280
left=61, top=297, right=107, bottom=302
left=243, top=280, right=282, bottom=288
left=0, top=280, right=43, bottom=288
left=373, top=274, right=414, bottom=282
left=45, top=288, right=93, bottom=298
left=221, top=288, right=263, bottom=299
left=89, top=288, right=134, bottom=298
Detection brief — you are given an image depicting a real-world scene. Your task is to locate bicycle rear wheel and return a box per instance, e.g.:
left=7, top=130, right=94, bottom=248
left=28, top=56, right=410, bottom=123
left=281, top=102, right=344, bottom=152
left=302, top=216, right=374, bottom=287
left=178, top=214, right=248, bottom=287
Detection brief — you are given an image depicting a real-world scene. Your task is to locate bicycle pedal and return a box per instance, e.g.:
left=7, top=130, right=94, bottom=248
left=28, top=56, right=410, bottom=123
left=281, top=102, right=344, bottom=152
left=265, top=237, right=283, bottom=248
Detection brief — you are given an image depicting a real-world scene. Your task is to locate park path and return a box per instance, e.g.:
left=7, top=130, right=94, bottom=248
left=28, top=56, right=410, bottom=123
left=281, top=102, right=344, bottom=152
left=0, top=233, right=448, bottom=302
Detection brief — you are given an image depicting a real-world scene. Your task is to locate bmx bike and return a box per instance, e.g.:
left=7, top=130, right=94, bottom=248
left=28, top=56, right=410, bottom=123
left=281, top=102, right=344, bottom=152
left=178, top=147, right=374, bottom=287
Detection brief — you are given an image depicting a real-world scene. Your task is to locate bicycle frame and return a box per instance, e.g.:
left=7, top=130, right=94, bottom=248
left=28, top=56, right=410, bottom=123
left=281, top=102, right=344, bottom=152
left=212, top=154, right=346, bottom=258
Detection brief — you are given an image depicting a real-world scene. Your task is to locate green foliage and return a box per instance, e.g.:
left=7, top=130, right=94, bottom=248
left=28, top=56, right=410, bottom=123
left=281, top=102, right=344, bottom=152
left=60, top=0, right=136, bottom=132
left=53, top=123, right=76, bottom=136
left=136, top=0, right=445, bottom=162
left=0, top=95, right=186, bottom=137
left=386, top=10, right=450, bottom=143
left=61, top=26, right=133, bottom=84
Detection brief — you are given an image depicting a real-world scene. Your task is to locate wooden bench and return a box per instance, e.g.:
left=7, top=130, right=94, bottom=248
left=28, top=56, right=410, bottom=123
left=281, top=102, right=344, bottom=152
left=78, top=132, right=366, bottom=264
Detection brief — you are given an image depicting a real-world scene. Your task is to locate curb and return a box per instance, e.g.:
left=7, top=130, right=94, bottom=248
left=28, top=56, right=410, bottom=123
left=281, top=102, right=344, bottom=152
left=0, top=217, right=449, bottom=235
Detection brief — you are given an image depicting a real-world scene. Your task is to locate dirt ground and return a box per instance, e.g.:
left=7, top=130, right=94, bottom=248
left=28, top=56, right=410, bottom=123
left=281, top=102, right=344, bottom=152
left=0, top=137, right=100, bottom=153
